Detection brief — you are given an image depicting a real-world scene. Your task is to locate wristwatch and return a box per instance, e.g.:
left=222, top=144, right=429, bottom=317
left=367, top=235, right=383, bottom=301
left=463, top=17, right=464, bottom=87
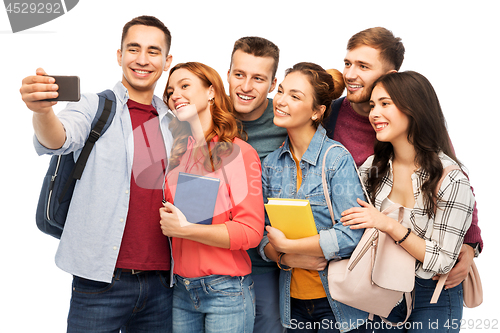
left=465, top=242, right=480, bottom=258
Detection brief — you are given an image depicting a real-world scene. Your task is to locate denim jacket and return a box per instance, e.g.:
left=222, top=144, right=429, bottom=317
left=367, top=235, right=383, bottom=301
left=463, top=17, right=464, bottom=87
left=258, top=126, right=368, bottom=332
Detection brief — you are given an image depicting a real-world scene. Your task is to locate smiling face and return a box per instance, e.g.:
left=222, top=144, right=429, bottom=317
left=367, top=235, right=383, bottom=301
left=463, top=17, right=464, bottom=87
left=272, top=72, right=322, bottom=132
left=343, top=45, right=392, bottom=115
left=227, top=50, right=277, bottom=121
left=117, top=24, right=172, bottom=104
left=369, top=84, right=410, bottom=145
left=165, top=68, right=214, bottom=128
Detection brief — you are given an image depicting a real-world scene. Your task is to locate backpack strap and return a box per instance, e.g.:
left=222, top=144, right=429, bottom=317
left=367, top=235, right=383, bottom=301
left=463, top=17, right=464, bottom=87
left=324, top=96, right=345, bottom=139
left=59, top=90, right=116, bottom=202
left=91, top=89, right=117, bottom=130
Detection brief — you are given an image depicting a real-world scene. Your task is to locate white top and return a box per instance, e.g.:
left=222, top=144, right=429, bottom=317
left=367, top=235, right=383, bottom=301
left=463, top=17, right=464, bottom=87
left=360, top=153, right=475, bottom=279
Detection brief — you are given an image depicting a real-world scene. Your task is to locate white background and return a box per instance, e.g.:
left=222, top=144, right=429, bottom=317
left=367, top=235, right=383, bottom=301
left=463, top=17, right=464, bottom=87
left=1, top=0, right=498, bottom=331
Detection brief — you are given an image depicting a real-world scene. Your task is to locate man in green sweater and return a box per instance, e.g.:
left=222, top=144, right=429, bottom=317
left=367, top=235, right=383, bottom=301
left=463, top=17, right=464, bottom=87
left=227, top=36, right=287, bottom=333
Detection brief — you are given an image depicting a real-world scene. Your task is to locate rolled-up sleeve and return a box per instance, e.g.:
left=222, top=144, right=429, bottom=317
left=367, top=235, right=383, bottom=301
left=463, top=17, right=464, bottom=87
left=422, top=170, right=475, bottom=274
left=225, top=142, right=265, bottom=251
left=320, top=156, right=373, bottom=261
left=34, top=94, right=98, bottom=156
left=319, top=150, right=365, bottom=260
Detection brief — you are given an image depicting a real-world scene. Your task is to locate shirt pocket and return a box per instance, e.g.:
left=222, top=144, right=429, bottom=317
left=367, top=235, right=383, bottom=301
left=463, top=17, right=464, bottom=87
left=267, top=185, right=282, bottom=199
left=305, top=191, right=326, bottom=206
left=263, top=165, right=285, bottom=199
left=304, top=177, right=326, bottom=204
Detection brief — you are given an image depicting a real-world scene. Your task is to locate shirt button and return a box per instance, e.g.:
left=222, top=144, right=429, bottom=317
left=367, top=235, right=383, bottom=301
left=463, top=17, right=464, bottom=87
left=125, top=190, right=129, bottom=194
left=120, top=218, right=124, bottom=223
left=113, top=246, right=118, bottom=251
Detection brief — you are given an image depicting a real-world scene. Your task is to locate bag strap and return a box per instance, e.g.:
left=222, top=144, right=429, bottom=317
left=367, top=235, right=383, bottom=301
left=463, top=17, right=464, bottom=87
left=380, top=291, right=414, bottom=326
left=347, top=200, right=403, bottom=272
left=321, top=144, right=412, bottom=324
left=428, top=164, right=461, bottom=303
left=59, top=90, right=116, bottom=202
left=321, top=143, right=371, bottom=224
left=324, top=97, right=345, bottom=139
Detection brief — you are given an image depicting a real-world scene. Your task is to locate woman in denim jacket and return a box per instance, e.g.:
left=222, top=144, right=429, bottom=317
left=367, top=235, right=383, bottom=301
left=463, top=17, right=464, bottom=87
left=258, top=63, right=369, bottom=333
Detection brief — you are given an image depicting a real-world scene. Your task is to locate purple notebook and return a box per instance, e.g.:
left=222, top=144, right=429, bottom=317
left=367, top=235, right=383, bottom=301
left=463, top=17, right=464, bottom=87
left=174, top=172, right=220, bottom=225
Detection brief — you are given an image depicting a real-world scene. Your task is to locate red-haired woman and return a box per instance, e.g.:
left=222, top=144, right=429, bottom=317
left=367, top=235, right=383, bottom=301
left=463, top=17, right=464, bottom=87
left=160, top=62, right=264, bottom=333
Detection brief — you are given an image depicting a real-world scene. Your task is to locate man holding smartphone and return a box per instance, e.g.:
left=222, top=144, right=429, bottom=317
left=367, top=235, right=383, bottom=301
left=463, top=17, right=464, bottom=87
left=20, top=15, right=174, bottom=333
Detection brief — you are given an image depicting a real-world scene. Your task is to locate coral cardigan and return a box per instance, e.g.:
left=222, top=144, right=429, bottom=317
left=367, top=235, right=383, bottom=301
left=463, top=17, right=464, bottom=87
left=164, top=136, right=264, bottom=278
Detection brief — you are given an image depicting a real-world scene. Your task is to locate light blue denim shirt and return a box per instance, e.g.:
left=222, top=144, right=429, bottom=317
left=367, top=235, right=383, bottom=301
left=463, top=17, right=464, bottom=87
left=34, top=82, right=174, bottom=283
left=258, top=126, right=368, bottom=332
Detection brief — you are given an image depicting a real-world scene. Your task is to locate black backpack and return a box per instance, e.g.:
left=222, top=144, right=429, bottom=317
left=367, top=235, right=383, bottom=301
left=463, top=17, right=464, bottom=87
left=35, top=90, right=117, bottom=239
left=324, top=96, right=345, bottom=139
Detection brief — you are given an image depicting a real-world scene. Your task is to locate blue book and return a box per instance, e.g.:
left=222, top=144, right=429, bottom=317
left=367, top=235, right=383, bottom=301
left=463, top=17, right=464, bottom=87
left=174, top=172, right=220, bottom=225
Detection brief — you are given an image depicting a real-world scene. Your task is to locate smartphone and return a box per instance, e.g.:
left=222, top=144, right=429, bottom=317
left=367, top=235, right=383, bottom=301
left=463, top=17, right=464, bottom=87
left=44, top=75, right=81, bottom=102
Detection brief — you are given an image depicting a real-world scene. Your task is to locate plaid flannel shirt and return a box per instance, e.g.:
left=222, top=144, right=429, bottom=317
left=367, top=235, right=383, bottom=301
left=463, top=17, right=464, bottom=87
left=359, top=153, right=475, bottom=279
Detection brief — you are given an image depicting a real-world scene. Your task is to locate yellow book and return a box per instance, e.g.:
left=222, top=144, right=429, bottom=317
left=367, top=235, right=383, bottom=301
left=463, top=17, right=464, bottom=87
left=264, top=198, right=318, bottom=239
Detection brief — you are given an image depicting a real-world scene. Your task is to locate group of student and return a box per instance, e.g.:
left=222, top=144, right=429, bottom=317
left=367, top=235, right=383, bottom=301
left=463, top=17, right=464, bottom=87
left=21, top=14, right=482, bottom=333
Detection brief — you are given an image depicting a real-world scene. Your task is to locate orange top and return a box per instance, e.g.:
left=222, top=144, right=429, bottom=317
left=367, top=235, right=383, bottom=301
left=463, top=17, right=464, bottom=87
left=165, top=137, right=264, bottom=278
left=289, top=148, right=326, bottom=300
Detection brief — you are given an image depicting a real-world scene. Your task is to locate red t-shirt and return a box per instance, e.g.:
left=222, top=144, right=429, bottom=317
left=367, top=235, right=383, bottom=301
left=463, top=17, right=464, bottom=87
left=333, top=98, right=376, bottom=167
left=164, top=137, right=264, bottom=278
left=115, top=99, right=170, bottom=271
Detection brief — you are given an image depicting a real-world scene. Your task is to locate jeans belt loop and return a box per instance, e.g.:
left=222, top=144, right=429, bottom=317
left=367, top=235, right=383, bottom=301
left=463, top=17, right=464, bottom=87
left=113, top=268, right=122, bottom=280
left=114, top=268, right=144, bottom=276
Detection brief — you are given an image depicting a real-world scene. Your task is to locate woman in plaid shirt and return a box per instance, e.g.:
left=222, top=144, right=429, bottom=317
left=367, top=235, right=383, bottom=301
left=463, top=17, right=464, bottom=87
left=341, top=71, right=474, bottom=332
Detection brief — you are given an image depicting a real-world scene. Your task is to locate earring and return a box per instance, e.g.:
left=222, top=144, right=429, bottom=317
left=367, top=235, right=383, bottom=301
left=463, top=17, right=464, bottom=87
left=209, top=97, right=215, bottom=105
left=312, top=115, right=317, bottom=121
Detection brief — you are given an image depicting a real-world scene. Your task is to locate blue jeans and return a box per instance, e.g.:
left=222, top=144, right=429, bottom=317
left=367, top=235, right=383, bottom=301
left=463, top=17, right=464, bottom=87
left=289, top=298, right=337, bottom=333
left=369, top=277, right=463, bottom=332
left=289, top=298, right=370, bottom=333
left=252, top=270, right=285, bottom=333
left=173, top=274, right=255, bottom=333
left=67, top=269, right=173, bottom=333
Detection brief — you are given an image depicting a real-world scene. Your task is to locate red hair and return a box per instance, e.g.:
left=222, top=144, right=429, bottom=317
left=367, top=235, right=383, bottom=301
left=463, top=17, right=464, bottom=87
left=164, top=62, right=242, bottom=172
